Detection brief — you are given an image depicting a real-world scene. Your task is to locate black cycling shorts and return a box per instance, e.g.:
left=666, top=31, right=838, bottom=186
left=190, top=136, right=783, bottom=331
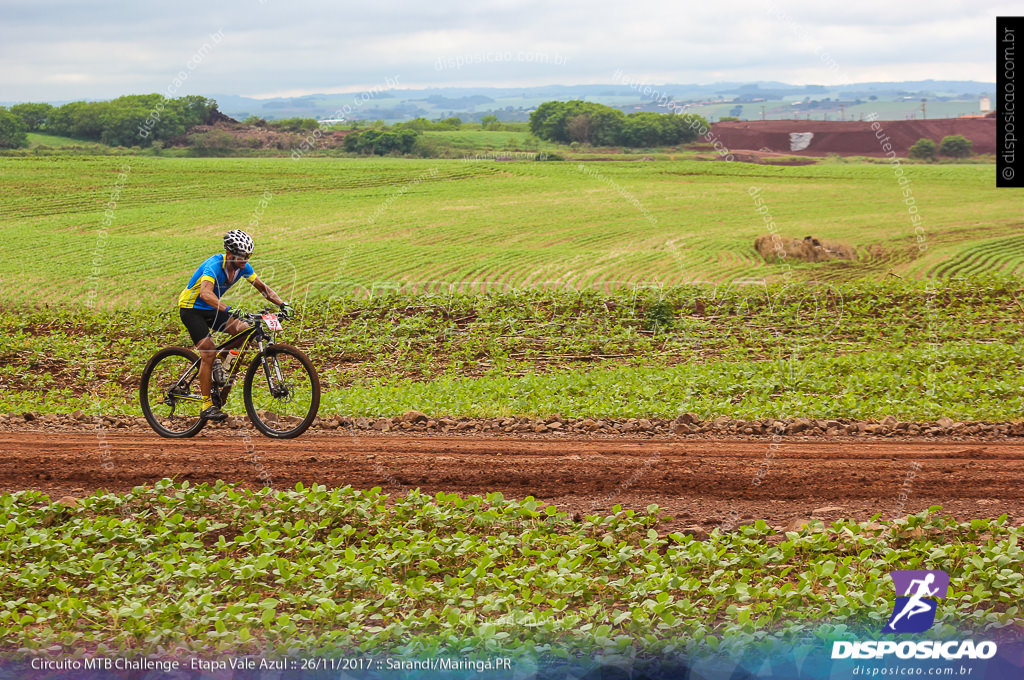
left=179, top=307, right=233, bottom=346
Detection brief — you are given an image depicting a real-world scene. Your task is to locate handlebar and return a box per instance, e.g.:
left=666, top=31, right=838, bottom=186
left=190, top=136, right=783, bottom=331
left=239, top=310, right=289, bottom=323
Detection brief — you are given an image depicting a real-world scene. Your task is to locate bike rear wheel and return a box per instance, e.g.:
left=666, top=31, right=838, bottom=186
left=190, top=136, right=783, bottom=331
left=243, top=344, right=320, bottom=439
left=140, top=346, right=207, bottom=438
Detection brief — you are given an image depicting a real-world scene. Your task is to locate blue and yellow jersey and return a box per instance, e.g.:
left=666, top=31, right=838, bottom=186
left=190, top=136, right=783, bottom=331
left=178, top=254, right=257, bottom=310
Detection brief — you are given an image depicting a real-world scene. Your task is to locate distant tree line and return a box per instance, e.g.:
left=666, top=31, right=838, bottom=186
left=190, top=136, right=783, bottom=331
left=0, top=95, right=218, bottom=148
left=343, top=128, right=419, bottom=155
left=529, top=100, right=710, bottom=147
left=242, top=116, right=321, bottom=132
left=386, top=116, right=528, bottom=132
left=394, top=117, right=464, bottom=131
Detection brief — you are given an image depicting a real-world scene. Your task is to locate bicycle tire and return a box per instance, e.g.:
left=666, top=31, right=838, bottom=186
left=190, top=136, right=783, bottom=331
left=140, top=346, right=208, bottom=438
left=242, top=343, right=320, bottom=439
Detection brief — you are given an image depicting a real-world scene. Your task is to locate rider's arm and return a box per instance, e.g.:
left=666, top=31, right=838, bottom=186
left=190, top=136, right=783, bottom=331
left=198, top=280, right=229, bottom=312
left=250, top=276, right=284, bottom=307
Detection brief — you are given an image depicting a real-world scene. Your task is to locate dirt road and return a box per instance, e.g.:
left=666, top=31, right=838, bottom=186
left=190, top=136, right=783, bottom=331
left=1, top=431, right=1021, bottom=532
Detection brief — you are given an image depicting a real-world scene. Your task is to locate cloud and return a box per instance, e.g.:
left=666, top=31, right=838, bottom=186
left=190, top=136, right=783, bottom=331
left=0, top=0, right=999, bottom=102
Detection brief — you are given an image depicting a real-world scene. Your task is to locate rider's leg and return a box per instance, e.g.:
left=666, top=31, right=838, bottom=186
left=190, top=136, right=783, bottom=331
left=197, top=319, right=250, bottom=419
left=180, top=307, right=221, bottom=413
left=197, top=336, right=216, bottom=407
left=220, top=318, right=251, bottom=348
left=214, top=319, right=252, bottom=373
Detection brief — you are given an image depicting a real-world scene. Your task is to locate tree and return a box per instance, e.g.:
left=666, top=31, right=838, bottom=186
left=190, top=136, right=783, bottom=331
left=0, top=107, right=29, bottom=148
left=63, top=101, right=109, bottom=140
left=939, top=135, right=972, bottom=158
left=529, top=101, right=569, bottom=141
left=344, top=128, right=419, bottom=155
left=585, top=105, right=625, bottom=146
left=479, top=114, right=500, bottom=130
left=566, top=114, right=592, bottom=144
left=619, top=114, right=659, bottom=147
left=530, top=100, right=702, bottom=148
left=47, top=101, right=89, bottom=138
left=530, top=101, right=623, bottom=145
left=909, top=138, right=936, bottom=160
left=9, top=102, right=53, bottom=131
left=99, top=105, right=151, bottom=146
left=175, top=95, right=218, bottom=127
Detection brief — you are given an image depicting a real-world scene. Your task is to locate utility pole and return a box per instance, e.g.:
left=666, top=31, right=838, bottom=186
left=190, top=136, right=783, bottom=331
left=921, top=98, right=927, bottom=120
left=840, top=104, right=845, bottom=121
left=761, top=105, right=766, bottom=121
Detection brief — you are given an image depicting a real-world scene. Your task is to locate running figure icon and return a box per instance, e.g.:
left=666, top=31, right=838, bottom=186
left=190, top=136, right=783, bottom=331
left=886, top=573, right=938, bottom=631
left=883, top=570, right=948, bottom=634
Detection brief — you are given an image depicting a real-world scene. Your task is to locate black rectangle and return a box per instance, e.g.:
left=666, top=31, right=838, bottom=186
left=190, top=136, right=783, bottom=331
left=997, top=17, right=1023, bottom=187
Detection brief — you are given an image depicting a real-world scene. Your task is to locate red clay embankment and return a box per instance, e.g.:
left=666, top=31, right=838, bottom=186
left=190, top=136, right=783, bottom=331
left=710, top=118, right=996, bottom=156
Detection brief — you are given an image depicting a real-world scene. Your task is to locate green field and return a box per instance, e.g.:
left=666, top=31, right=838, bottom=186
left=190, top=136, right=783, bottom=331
left=0, top=156, right=1016, bottom=309
left=421, top=130, right=557, bottom=152
left=3, top=278, right=1023, bottom=421
left=25, top=133, right=109, bottom=149
left=2, top=481, right=1019, bottom=657
left=2, top=153, right=1022, bottom=669
left=0, top=155, right=1020, bottom=422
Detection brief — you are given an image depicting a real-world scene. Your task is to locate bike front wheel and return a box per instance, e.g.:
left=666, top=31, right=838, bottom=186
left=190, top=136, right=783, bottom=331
left=243, top=344, right=320, bottom=439
left=140, top=346, right=207, bottom=438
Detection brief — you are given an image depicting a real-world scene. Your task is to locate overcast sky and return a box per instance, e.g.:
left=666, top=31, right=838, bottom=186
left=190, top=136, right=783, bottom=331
left=0, top=0, right=1008, bottom=103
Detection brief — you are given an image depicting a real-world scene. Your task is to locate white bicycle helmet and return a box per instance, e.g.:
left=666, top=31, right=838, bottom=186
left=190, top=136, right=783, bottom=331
left=223, top=229, right=255, bottom=256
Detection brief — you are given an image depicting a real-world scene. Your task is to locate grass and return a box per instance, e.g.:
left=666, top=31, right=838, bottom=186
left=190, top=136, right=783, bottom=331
left=421, top=130, right=559, bottom=152
left=0, top=157, right=1016, bottom=310
left=2, top=277, right=1022, bottom=421
left=25, top=133, right=108, bottom=149
left=1, top=480, right=1020, bottom=658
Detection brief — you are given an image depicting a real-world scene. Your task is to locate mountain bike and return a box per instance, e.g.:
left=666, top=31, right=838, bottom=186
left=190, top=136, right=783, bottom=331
left=140, top=310, right=320, bottom=439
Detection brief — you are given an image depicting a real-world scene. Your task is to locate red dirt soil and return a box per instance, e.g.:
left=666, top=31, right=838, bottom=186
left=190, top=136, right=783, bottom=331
left=710, top=118, right=996, bottom=156
left=2, top=431, right=1021, bottom=534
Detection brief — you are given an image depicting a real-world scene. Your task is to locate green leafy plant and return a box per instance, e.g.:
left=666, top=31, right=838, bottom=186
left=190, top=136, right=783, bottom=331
left=1, top=483, right=1019, bottom=658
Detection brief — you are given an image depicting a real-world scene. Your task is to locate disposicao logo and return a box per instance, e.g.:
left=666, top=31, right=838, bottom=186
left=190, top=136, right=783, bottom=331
left=831, top=569, right=998, bottom=661
left=883, top=569, right=948, bottom=634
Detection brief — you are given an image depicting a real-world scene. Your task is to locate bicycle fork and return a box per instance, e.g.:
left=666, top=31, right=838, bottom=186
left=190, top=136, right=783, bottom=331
left=259, top=342, right=289, bottom=399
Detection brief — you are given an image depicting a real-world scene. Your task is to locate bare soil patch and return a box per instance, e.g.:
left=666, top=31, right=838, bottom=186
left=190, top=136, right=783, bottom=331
left=711, top=118, right=996, bottom=156
left=2, top=432, right=1020, bottom=536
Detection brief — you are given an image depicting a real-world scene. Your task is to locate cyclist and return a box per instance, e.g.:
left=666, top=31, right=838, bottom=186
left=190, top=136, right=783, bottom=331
left=177, top=229, right=293, bottom=422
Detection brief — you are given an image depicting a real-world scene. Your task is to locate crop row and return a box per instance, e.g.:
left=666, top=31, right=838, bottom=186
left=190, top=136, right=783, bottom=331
left=1, top=481, right=1020, bottom=657
left=0, top=161, right=501, bottom=220
left=1, top=277, right=1022, bottom=419
left=930, top=234, right=1024, bottom=279
left=0, top=157, right=1014, bottom=300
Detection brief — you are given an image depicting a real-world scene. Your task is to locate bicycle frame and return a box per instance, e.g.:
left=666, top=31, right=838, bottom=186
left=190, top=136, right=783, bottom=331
left=168, top=313, right=280, bottom=408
